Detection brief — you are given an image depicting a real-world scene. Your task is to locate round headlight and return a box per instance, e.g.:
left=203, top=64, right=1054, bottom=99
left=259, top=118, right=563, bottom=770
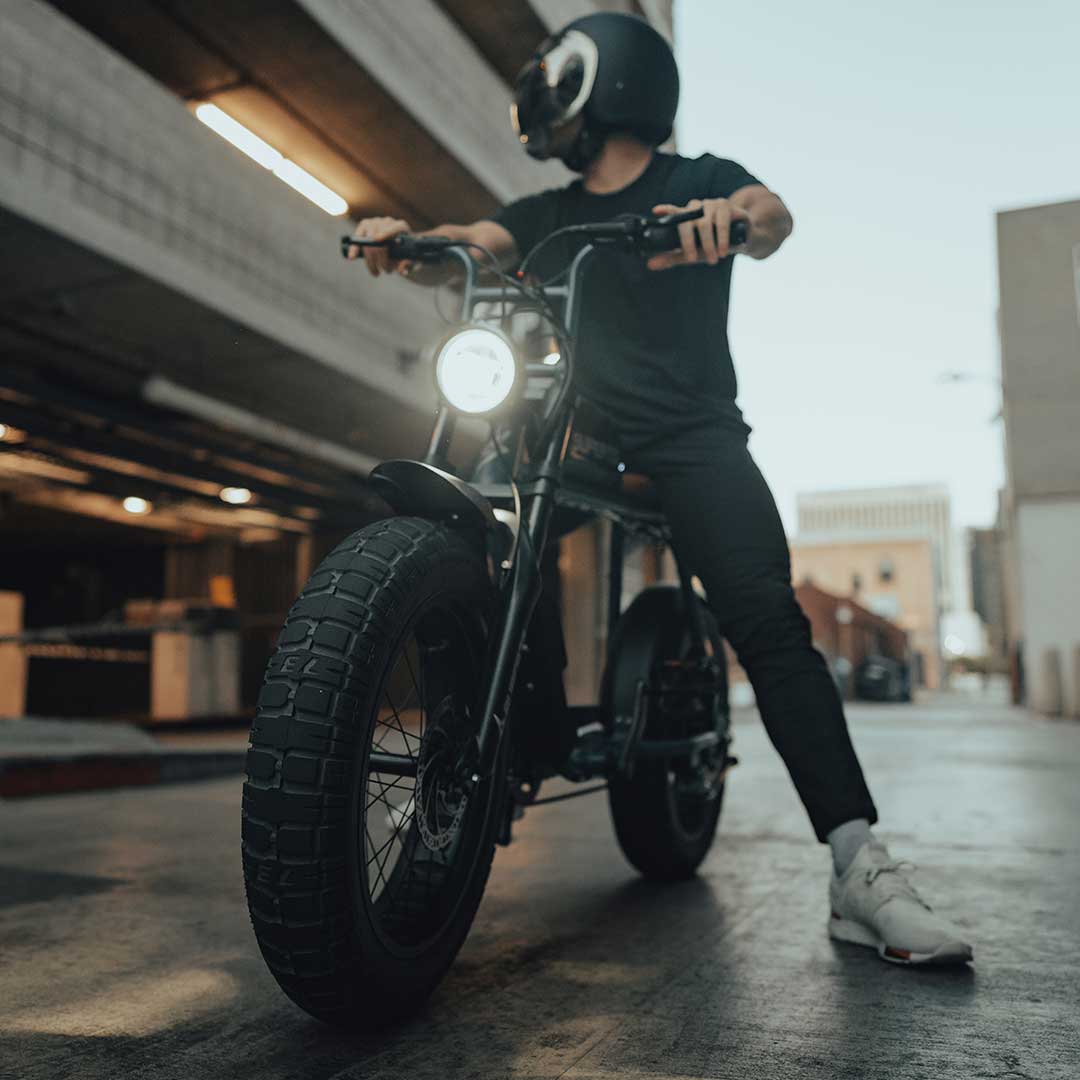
left=435, top=327, right=518, bottom=415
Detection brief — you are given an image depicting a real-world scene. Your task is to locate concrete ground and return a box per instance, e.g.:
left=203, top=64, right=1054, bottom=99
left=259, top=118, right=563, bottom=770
left=2, top=693, right=1078, bottom=1080
left=0, top=718, right=249, bottom=797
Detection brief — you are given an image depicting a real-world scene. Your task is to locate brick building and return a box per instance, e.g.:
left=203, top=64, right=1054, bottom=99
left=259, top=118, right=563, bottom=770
left=790, top=535, right=940, bottom=689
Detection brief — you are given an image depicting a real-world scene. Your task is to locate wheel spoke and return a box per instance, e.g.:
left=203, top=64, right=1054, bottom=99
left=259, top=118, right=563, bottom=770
left=368, top=816, right=409, bottom=870
left=365, top=824, right=391, bottom=895
left=402, top=646, right=423, bottom=731
left=365, top=775, right=414, bottom=811
left=366, top=777, right=412, bottom=817
left=357, top=599, right=482, bottom=945
left=382, top=691, right=421, bottom=757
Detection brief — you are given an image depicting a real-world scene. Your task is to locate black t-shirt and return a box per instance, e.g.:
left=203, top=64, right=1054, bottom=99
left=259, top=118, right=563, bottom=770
left=491, top=151, right=761, bottom=452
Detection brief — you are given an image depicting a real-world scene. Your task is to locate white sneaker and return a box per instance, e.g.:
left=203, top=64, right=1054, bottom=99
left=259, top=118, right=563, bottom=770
left=828, top=840, right=973, bottom=966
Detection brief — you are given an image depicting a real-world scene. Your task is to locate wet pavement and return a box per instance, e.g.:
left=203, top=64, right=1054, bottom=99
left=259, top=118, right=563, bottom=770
left=2, top=693, right=1078, bottom=1079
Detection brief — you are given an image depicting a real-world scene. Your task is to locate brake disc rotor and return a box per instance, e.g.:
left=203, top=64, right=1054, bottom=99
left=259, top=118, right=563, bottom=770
left=415, top=697, right=471, bottom=852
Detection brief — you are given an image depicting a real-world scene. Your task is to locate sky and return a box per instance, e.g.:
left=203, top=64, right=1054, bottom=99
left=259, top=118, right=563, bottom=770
left=674, top=0, right=1080, bottom=534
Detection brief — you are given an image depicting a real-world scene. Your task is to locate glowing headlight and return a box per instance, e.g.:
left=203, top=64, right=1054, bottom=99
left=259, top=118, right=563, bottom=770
left=435, top=327, right=518, bottom=414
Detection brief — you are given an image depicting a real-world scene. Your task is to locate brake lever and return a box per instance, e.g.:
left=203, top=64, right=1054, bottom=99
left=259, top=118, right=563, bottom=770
left=654, top=207, right=706, bottom=228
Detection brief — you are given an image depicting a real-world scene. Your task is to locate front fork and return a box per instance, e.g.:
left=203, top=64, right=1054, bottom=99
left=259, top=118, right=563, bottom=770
left=471, top=409, right=573, bottom=838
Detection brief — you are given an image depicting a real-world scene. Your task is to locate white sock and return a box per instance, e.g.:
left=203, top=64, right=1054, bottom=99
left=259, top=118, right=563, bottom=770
left=827, top=818, right=873, bottom=875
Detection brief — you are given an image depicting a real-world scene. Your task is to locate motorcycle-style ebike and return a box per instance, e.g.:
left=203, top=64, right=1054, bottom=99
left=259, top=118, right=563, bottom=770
left=242, top=209, right=744, bottom=1026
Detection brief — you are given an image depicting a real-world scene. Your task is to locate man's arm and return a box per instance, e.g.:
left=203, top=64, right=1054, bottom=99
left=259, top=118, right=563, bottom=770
left=647, top=185, right=793, bottom=270
left=729, top=184, right=793, bottom=260
left=345, top=217, right=517, bottom=284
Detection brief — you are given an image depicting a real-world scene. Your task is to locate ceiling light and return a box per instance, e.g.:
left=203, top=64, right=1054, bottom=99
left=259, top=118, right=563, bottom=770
left=194, top=103, right=347, bottom=216
left=219, top=486, right=253, bottom=505
left=122, top=496, right=152, bottom=515
left=195, top=103, right=281, bottom=168
left=272, top=160, right=348, bottom=216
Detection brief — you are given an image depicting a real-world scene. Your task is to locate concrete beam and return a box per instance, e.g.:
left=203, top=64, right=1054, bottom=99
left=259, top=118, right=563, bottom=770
left=295, top=0, right=567, bottom=203
left=0, top=1, right=443, bottom=416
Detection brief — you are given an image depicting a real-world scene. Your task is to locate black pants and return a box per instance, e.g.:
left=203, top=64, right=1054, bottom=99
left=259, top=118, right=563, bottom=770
left=625, top=422, right=878, bottom=841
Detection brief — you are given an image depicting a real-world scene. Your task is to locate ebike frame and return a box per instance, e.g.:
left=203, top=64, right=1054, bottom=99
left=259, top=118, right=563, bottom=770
left=371, top=242, right=714, bottom=781
left=431, top=244, right=596, bottom=775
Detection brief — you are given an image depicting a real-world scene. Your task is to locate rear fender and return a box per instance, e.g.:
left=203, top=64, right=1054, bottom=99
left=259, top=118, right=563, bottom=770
left=602, top=586, right=728, bottom=723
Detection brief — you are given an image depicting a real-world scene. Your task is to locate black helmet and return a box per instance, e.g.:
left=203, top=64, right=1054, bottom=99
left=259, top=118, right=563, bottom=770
left=511, top=12, right=679, bottom=169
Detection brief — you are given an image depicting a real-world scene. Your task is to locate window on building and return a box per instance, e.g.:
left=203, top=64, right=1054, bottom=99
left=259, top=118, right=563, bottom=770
left=879, top=557, right=895, bottom=583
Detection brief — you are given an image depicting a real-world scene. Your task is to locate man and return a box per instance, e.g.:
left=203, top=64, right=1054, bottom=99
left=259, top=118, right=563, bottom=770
left=348, top=12, right=972, bottom=966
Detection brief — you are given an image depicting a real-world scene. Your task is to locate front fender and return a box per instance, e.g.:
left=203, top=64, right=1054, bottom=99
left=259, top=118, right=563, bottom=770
left=370, top=459, right=498, bottom=532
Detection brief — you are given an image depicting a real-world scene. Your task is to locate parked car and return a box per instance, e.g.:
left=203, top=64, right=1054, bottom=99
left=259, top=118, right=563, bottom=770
left=855, top=655, right=912, bottom=703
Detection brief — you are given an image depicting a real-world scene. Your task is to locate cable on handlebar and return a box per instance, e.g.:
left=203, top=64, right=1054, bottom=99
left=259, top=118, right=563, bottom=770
left=518, top=225, right=589, bottom=281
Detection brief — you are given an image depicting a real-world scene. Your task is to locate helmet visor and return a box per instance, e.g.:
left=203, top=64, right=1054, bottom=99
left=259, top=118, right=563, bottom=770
left=511, top=30, right=598, bottom=158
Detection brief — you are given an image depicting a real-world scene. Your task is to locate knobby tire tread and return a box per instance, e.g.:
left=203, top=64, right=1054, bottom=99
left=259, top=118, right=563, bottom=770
left=240, top=516, right=494, bottom=1026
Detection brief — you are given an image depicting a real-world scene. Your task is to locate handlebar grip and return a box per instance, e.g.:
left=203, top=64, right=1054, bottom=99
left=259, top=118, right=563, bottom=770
left=389, top=235, right=456, bottom=262
left=641, top=218, right=748, bottom=255
left=340, top=234, right=455, bottom=261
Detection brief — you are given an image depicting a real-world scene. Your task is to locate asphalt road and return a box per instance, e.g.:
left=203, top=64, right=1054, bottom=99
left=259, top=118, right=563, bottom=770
left=2, top=693, right=1078, bottom=1080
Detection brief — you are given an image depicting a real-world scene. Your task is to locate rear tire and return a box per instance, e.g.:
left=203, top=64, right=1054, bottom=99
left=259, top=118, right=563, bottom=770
left=241, top=517, right=500, bottom=1027
left=604, top=587, right=729, bottom=882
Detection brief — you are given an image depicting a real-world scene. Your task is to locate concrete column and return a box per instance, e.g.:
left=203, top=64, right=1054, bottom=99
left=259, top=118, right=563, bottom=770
left=1036, top=647, right=1064, bottom=717
left=151, top=622, right=241, bottom=721
left=295, top=535, right=316, bottom=594
left=1071, top=646, right=1080, bottom=720
left=559, top=522, right=605, bottom=705
left=0, top=592, right=27, bottom=717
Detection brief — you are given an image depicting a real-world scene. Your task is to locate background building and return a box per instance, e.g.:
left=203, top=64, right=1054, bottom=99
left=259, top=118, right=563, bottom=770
left=793, top=485, right=954, bottom=687
left=997, top=196, right=1080, bottom=716
left=969, top=523, right=1008, bottom=668
left=796, top=484, right=954, bottom=607
left=791, top=532, right=939, bottom=689
left=0, top=0, right=671, bottom=720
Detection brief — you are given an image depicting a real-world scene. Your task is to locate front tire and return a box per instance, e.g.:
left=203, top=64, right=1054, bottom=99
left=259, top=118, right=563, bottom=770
left=242, top=517, right=500, bottom=1027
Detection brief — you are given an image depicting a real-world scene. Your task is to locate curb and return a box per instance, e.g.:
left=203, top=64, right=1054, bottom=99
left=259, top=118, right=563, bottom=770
left=0, top=750, right=247, bottom=798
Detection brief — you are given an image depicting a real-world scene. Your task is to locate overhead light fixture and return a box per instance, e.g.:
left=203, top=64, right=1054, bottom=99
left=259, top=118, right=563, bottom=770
left=219, top=486, right=253, bottom=505
left=272, top=160, right=348, bottom=217
left=541, top=352, right=561, bottom=367
left=194, top=103, right=348, bottom=216
left=122, top=496, right=152, bottom=515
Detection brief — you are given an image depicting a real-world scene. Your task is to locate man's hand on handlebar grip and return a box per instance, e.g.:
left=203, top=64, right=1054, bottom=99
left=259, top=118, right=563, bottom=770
left=647, top=198, right=750, bottom=271
left=346, top=216, right=413, bottom=277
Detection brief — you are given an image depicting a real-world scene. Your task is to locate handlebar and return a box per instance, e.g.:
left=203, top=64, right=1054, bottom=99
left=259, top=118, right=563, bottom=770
left=339, top=233, right=457, bottom=262
left=636, top=211, right=748, bottom=253
left=340, top=208, right=747, bottom=263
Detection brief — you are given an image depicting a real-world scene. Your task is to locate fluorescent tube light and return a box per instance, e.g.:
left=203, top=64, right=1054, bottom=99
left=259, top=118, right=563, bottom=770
left=272, top=159, right=348, bottom=216
left=194, top=103, right=347, bottom=216
left=195, top=103, right=281, bottom=169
